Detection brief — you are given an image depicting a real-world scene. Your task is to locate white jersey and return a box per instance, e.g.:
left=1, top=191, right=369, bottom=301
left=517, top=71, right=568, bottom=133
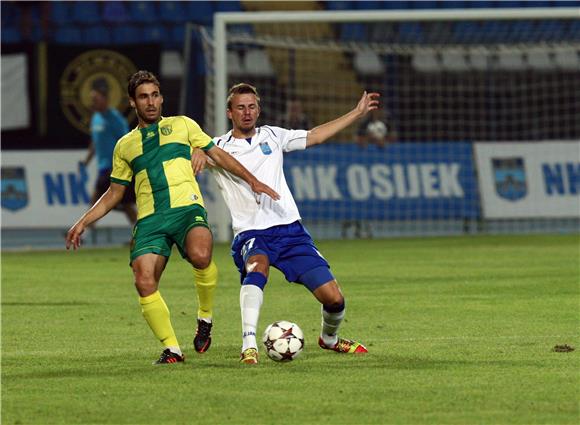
left=211, top=125, right=308, bottom=236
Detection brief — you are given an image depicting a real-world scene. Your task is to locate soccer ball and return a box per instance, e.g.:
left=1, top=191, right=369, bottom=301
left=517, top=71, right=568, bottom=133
left=262, top=320, right=304, bottom=362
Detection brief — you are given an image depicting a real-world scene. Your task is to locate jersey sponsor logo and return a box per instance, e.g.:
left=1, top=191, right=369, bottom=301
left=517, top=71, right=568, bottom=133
left=145, top=131, right=156, bottom=139
left=259, top=142, right=272, bottom=155
left=1, top=166, right=28, bottom=211
left=59, top=49, right=137, bottom=135
left=492, top=157, right=527, bottom=201
left=160, top=125, right=172, bottom=136
left=195, top=216, right=204, bottom=222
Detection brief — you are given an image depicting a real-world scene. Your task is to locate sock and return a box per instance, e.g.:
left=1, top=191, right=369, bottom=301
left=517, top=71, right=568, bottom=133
left=139, top=290, right=180, bottom=351
left=240, top=283, right=264, bottom=351
left=321, top=302, right=345, bottom=347
left=193, top=260, right=218, bottom=320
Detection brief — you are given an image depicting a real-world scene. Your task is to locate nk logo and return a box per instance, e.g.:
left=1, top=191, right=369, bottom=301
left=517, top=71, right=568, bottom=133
left=43, top=162, right=91, bottom=205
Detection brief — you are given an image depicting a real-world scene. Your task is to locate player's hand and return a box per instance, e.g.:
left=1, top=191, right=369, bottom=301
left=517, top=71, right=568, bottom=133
left=191, top=148, right=209, bottom=175
left=65, top=222, right=85, bottom=250
left=356, top=91, right=380, bottom=117
left=250, top=180, right=280, bottom=203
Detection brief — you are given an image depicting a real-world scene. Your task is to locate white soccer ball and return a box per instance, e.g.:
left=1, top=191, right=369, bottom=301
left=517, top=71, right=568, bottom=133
left=262, top=320, right=304, bottom=362
left=367, top=120, right=387, bottom=139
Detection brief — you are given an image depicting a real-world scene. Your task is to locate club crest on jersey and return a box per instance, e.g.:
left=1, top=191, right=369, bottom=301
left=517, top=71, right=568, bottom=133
left=259, top=142, right=272, bottom=155
left=160, top=125, right=172, bottom=136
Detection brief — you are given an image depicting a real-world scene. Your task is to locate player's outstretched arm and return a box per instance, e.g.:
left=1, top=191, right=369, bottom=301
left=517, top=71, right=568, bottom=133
left=205, top=146, right=280, bottom=201
left=306, top=91, right=380, bottom=148
left=65, top=183, right=126, bottom=250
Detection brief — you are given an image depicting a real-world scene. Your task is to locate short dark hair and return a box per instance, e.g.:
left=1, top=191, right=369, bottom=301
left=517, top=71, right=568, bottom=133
left=127, top=70, right=161, bottom=99
left=91, top=78, right=109, bottom=97
left=227, top=83, right=260, bottom=109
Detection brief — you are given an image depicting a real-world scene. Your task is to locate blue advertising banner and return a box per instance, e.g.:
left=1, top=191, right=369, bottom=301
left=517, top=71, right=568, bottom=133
left=283, top=142, right=479, bottom=220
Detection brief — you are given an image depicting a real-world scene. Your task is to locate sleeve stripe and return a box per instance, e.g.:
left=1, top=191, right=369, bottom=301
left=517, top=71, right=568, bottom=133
left=110, top=176, right=131, bottom=186
left=201, top=140, right=215, bottom=151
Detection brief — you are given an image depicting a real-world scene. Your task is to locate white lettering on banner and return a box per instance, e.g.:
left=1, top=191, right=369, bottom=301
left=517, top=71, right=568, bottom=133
left=315, top=166, right=342, bottom=200
left=291, top=163, right=464, bottom=201
left=347, top=165, right=371, bottom=200
left=439, top=163, right=464, bottom=197
left=543, top=162, right=580, bottom=195
left=420, top=163, right=438, bottom=198
left=370, top=164, right=394, bottom=199
left=291, top=166, right=317, bottom=200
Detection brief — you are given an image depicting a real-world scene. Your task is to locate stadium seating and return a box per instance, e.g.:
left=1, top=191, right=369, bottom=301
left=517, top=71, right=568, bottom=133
left=83, top=25, right=112, bottom=45
left=71, top=2, right=100, bottom=24
left=102, top=1, right=129, bottom=23
left=128, top=1, right=158, bottom=23
left=54, top=26, right=82, bottom=44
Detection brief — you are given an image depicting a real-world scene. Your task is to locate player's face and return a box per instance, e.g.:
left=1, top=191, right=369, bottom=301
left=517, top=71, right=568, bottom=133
left=130, top=82, right=163, bottom=126
left=227, top=93, right=260, bottom=134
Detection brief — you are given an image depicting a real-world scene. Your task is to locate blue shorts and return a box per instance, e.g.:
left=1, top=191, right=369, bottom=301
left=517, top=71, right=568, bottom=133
left=231, top=221, right=334, bottom=291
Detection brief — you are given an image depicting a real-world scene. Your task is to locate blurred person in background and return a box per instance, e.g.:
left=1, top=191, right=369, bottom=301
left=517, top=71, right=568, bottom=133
left=356, top=108, right=397, bottom=148
left=278, top=98, right=311, bottom=129
left=67, top=71, right=279, bottom=365
left=81, top=78, right=137, bottom=226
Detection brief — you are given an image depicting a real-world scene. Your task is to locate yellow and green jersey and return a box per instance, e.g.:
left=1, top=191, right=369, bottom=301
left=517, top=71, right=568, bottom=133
left=110, top=116, right=214, bottom=221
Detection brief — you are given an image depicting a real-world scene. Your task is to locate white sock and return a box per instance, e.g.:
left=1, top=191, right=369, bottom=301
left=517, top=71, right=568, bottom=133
left=321, top=305, right=345, bottom=347
left=167, top=346, right=182, bottom=356
left=240, top=284, right=263, bottom=351
left=199, top=317, right=212, bottom=324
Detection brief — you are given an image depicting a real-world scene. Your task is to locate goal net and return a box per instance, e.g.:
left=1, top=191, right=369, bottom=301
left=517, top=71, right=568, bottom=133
left=191, top=7, right=580, bottom=241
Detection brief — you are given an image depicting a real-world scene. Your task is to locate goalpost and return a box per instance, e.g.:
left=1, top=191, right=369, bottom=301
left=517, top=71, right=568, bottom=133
left=191, top=7, right=580, bottom=241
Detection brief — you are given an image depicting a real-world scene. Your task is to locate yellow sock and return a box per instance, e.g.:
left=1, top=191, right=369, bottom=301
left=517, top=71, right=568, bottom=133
left=193, top=260, right=218, bottom=320
left=139, top=290, right=180, bottom=349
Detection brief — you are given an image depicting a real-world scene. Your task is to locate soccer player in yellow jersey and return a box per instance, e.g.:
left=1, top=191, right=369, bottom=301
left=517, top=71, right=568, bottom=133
left=66, top=71, right=279, bottom=364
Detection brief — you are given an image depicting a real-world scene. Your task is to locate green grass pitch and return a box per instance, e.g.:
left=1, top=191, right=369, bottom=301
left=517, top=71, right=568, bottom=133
left=2, top=234, right=579, bottom=424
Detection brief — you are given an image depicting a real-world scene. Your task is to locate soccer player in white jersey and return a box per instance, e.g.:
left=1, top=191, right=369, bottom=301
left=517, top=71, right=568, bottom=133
left=194, top=83, right=379, bottom=364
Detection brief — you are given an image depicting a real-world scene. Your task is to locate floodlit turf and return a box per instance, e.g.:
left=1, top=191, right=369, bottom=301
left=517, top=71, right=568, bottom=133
left=2, top=234, right=579, bottom=424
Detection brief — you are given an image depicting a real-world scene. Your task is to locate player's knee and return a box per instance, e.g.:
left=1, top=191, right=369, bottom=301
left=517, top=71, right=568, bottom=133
left=134, top=274, right=158, bottom=297
left=188, top=250, right=212, bottom=269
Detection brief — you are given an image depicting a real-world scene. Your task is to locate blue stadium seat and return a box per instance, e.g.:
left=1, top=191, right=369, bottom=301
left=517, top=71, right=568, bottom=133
left=510, top=20, right=537, bottom=42
left=398, top=22, right=425, bottom=43
left=171, top=25, right=186, bottom=47
left=215, top=1, right=242, bottom=13
left=184, top=2, right=214, bottom=25
left=354, top=1, right=385, bottom=9
left=495, top=1, right=522, bottom=7
left=83, top=25, right=112, bottom=45
left=479, top=21, right=513, bottom=42
left=159, top=1, right=187, bottom=23
left=535, top=20, right=566, bottom=41
left=1, top=26, right=22, bottom=44
left=144, top=25, right=169, bottom=45
left=128, top=1, right=157, bottom=23
left=569, top=20, right=580, bottom=41
left=439, top=1, right=467, bottom=8
left=102, top=1, right=129, bottom=23
left=54, top=26, right=83, bottom=44
left=112, top=25, right=142, bottom=44
left=452, top=21, right=482, bottom=43
left=380, top=1, right=411, bottom=9
left=71, top=1, right=100, bottom=24
left=465, top=1, right=492, bottom=8
left=411, top=1, right=439, bottom=9
left=50, top=2, right=70, bottom=25
left=340, top=23, right=367, bottom=42
left=325, top=1, right=355, bottom=11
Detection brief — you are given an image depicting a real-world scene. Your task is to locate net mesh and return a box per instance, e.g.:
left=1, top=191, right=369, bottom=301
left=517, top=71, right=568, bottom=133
left=197, top=13, right=580, bottom=239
